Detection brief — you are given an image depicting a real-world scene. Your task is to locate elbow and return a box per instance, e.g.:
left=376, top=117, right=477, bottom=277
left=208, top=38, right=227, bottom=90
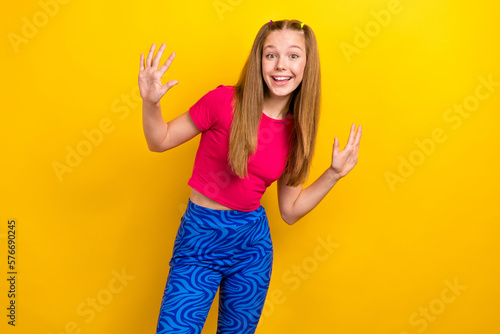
left=148, top=143, right=166, bottom=152
left=281, top=212, right=298, bottom=225
left=147, top=139, right=172, bottom=152
left=147, top=144, right=161, bottom=152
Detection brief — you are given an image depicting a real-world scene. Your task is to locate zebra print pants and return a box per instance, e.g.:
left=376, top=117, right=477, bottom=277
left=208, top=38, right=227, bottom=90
left=155, top=198, right=273, bottom=334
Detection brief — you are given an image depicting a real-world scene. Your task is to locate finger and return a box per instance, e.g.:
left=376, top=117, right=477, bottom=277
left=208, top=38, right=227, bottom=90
left=160, top=80, right=179, bottom=95
left=152, top=43, right=167, bottom=69
left=354, top=125, right=363, bottom=147
left=145, top=43, right=156, bottom=68
left=333, top=137, right=340, bottom=156
left=140, top=53, right=144, bottom=71
left=158, top=52, right=176, bottom=76
left=344, top=123, right=356, bottom=150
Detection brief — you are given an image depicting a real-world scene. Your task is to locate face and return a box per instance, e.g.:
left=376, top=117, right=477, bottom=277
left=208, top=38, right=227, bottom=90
left=261, top=29, right=307, bottom=100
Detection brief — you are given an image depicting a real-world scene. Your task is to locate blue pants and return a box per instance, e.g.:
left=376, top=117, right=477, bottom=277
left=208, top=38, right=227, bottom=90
left=156, top=199, right=273, bottom=334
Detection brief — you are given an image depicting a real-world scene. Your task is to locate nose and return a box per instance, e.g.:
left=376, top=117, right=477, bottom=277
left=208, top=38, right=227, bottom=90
left=275, top=57, right=287, bottom=71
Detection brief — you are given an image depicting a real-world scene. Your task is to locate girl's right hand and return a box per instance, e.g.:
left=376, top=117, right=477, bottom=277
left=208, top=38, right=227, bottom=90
left=138, top=43, right=178, bottom=104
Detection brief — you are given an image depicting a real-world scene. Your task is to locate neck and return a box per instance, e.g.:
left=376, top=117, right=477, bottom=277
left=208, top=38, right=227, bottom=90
left=262, top=91, right=292, bottom=119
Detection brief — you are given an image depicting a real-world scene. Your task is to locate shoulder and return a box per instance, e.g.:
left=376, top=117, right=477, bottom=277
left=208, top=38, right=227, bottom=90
left=189, top=85, right=236, bottom=132
left=208, top=84, right=234, bottom=96
left=212, top=85, right=236, bottom=111
left=215, top=84, right=235, bottom=101
left=199, top=85, right=235, bottom=105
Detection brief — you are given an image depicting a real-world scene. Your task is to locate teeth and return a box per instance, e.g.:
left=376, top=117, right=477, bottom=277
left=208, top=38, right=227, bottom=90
left=274, top=77, right=291, bottom=81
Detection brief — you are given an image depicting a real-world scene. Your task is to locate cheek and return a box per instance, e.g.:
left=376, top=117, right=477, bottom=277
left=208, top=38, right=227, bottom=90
left=293, top=62, right=306, bottom=79
left=261, top=62, right=271, bottom=76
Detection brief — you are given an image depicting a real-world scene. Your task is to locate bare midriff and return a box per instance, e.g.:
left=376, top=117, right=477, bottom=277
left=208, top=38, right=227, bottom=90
left=189, top=187, right=234, bottom=211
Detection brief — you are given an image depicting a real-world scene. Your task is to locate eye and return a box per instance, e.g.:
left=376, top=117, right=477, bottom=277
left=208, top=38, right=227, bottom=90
left=290, top=54, right=299, bottom=59
left=266, top=54, right=276, bottom=59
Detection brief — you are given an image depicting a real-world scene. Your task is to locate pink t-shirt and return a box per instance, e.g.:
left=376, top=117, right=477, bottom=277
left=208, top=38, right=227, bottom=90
left=187, top=85, right=295, bottom=211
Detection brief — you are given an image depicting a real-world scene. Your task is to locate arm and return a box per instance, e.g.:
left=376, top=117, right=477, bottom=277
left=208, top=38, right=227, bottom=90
left=277, top=123, right=363, bottom=225
left=277, top=168, right=341, bottom=225
left=139, top=43, right=201, bottom=152
left=141, top=100, right=168, bottom=151
left=142, top=103, right=201, bottom=152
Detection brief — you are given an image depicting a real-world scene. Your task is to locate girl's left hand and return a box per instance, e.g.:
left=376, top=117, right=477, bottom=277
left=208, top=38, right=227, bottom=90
left=330, top=123, right=363, bottom=179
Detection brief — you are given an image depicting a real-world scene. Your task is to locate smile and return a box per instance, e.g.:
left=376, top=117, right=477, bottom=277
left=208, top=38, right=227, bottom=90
left=272, top=76, right=292, bottom=86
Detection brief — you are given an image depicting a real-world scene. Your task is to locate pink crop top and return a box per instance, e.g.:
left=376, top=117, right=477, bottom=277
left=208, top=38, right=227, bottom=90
left=187, top=85, right=295, bottom=211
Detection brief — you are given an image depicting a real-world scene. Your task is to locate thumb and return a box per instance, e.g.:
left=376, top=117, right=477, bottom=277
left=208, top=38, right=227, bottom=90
left=332, top=137, right=339, bottom=157
left=161, top=80, right=179, bottom=95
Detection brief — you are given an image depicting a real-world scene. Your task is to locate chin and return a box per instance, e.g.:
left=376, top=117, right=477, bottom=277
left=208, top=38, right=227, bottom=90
left=265, top=81, right=299, bottom=99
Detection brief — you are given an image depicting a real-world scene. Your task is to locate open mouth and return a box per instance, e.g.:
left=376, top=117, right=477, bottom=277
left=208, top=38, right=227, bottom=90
left=272, top=76, right=292, bottom=82
left=272, top=76, right=292, bottom=85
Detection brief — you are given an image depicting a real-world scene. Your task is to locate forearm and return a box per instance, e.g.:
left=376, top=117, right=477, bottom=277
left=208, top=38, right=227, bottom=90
left=142, top=100, right=168, bottom=151
left=289, top=167, right=341, bottom=224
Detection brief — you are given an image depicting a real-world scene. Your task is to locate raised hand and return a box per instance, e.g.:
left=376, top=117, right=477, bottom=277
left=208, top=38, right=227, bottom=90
left=330, top=123, right=363, bottom=179
left=138, top=43, right=178, bottom=104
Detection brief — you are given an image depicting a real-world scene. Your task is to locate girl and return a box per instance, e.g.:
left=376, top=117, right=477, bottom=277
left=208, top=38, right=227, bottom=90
left=138, top=19, right=362, bottom=334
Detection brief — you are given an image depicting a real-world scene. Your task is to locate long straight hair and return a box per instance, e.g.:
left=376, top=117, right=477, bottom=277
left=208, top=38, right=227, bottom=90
left=228, top=19, right=321, bottom=187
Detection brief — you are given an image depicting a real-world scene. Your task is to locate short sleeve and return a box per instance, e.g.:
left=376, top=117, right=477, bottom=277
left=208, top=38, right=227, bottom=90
left=189, top=85, right=227, bottom=132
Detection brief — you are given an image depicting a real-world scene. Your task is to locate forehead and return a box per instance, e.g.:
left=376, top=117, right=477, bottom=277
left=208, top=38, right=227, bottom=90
left=263, top=29, right=305, bottom=49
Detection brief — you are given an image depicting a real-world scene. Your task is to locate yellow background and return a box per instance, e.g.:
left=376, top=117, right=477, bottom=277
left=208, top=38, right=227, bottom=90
left=1, top=0, right=499, bottom=333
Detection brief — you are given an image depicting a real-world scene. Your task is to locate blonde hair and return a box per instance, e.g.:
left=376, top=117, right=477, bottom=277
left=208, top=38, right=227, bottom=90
left=228, top=19, right=321, bottom=186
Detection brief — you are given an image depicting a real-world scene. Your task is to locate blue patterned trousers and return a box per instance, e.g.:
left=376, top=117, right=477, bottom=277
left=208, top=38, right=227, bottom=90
left=156, top=198, right=273, bottom=334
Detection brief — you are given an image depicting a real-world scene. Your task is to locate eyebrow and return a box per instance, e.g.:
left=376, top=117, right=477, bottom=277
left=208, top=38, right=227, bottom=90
left=263, top=45, right=304, bottom=51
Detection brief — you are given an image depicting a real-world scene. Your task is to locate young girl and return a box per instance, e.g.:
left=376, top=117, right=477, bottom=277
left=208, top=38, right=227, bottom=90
left=139, top=19, right=362, bottom=334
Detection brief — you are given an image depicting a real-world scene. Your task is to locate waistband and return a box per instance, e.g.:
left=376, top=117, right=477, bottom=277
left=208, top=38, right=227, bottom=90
left=184, top=198, right=266, bottom=227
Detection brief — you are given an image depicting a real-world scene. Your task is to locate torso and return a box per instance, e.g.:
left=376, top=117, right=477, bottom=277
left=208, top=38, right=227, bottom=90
left=189, top=110, right=288, bottom=212
left=190, top=187, right=234, bottom=211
